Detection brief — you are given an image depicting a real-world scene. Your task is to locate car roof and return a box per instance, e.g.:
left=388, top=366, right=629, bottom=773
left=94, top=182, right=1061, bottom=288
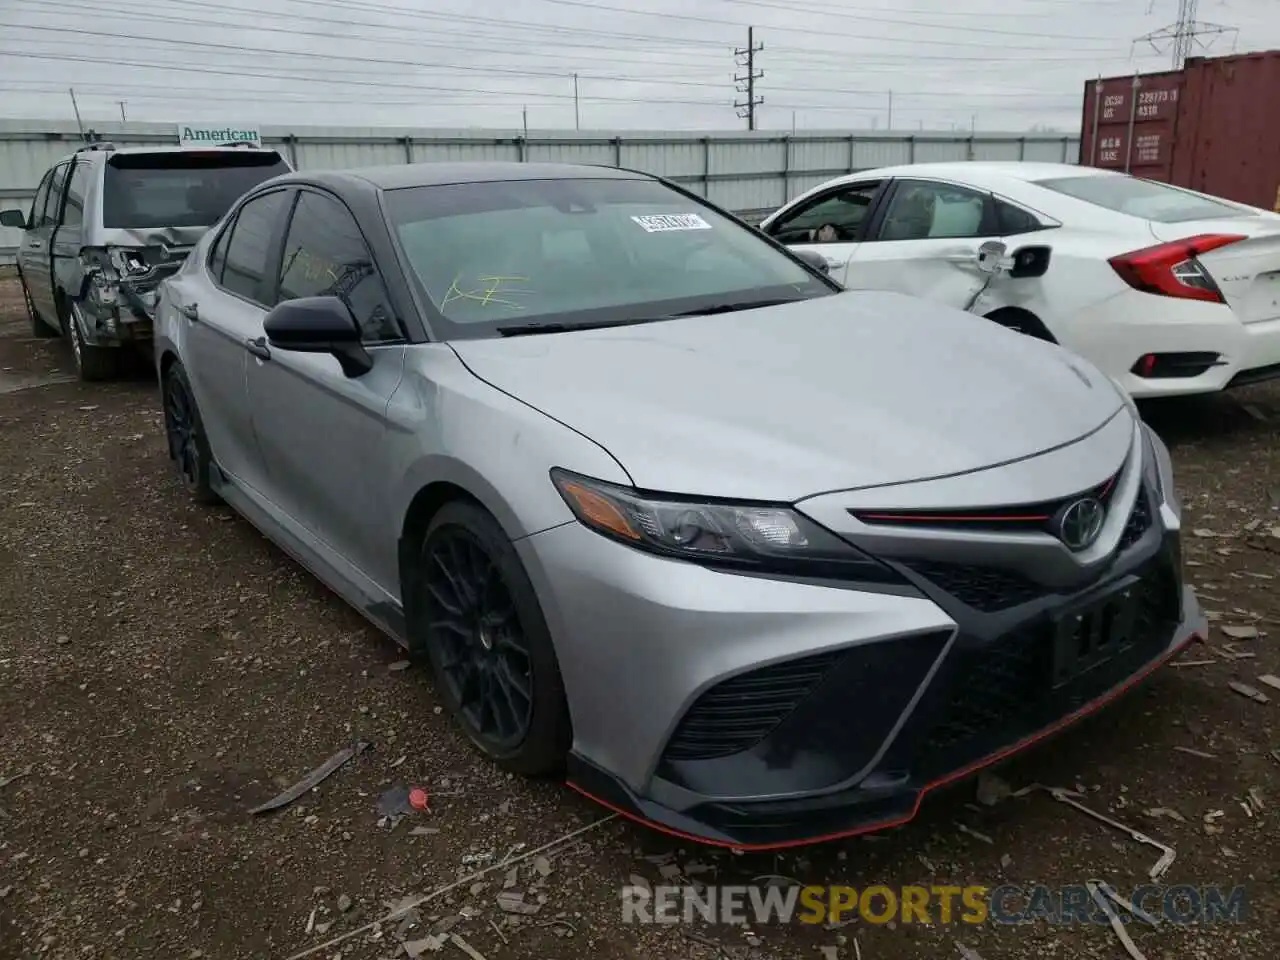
left=301, top=161, right=653, bottom=192
left=832, top=160, right=1114, bottom=191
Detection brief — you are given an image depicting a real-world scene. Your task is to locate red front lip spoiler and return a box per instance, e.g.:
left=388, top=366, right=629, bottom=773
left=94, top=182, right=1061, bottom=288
left=568, top=590, right=1207, bottom=852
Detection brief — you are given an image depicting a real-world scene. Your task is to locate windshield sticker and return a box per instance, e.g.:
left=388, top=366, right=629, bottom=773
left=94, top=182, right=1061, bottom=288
left=630, top=213, right=713, bottom=233
left=441, top=274, right=531, bottom=310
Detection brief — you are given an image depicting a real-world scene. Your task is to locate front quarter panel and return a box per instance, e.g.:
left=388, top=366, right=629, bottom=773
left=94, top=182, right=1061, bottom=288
left=387, top=343, right=633, bottom=557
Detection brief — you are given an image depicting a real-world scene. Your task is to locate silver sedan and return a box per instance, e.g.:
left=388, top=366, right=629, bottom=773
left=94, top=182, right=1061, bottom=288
left=153, top=161, right=1205, bottom=850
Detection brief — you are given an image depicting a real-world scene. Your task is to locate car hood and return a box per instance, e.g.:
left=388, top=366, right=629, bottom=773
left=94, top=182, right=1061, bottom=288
left=449, top=291, right=1126, bottom=501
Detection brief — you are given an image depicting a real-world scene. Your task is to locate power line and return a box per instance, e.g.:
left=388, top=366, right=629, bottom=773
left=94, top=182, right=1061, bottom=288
left=0, top=22, right=1087, bottom=101
left=10, top=0, right=734, bottom=75
left=733, top=26, right=764, bottom=130
left=9, top=0, right=1142, bottom=69
left=519, top=0, right=1126, bottom=43
left=1134, top=0, right=1238, bottom=67
left=1, top=74, right=1078, bottom=112
left=0, top=51, right=743, bottom=106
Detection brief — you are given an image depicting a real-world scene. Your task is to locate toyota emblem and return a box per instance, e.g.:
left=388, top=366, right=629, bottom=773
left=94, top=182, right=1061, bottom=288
left=1055, top=497, right=1106, bottom=551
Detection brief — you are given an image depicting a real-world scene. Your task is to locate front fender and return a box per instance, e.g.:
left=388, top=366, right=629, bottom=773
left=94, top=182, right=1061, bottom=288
left=387, top=346, right=633, bottom=546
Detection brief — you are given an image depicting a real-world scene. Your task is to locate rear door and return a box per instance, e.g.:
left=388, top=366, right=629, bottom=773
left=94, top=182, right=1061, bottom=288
left=761, top=180, right=885, bottom=281
left=179, top=187, right=294, bottom=495
left=19, top=166, right=63, bottom=319
left=245, top=187, right=406, bottom=593
left=51, top=159, right=92, bottom=302
left=842, top=178, right=998, bottom=308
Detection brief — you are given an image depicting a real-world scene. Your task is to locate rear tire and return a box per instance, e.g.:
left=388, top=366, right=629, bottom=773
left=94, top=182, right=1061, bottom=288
left=161, top=362, right=220, bottom=505
left=416, top=501, right=571, bottom=776
left=65, top=300, right=120, bottom=381
left=19, top=274, right=58, bottom=338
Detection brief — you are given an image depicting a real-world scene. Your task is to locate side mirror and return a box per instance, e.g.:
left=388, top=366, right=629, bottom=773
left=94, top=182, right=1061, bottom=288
left=263, top=295, right=372, bottom=378
left=794, top=249, right=831, bottom=275
left=1007, top=245, right=1052, bottom=279
left=975, top=240, right=1008, bottom=275
left=0, top=209, right=27, bottom=229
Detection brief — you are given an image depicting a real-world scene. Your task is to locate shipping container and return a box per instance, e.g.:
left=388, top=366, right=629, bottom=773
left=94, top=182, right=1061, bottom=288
left=1080, top=50, right=1280, bottom=211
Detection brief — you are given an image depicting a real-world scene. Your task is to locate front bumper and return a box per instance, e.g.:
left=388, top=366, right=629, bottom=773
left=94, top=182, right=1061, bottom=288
left=521, top=460, right=1205, bottom=850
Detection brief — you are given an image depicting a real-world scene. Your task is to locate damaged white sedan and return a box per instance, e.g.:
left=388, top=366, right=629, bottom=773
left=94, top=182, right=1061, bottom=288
left=1, top=141, right=290, bottom=380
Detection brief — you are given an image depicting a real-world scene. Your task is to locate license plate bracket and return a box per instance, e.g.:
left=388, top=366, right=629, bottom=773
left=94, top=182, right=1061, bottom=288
left=1050, top=576, right=1143, bottom=689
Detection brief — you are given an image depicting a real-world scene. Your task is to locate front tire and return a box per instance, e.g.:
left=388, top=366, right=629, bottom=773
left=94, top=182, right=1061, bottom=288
left=161, top=362, right=219, bottom=505
left=417, top=501, right=571, bottom=776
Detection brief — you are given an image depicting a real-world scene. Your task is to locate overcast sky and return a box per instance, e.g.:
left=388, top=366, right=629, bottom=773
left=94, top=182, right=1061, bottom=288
left=2, top=0, right=1277, bottom=133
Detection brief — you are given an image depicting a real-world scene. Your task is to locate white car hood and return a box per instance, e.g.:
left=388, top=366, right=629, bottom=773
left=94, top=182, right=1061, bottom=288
left=450, top=291, right=1125, bottom=501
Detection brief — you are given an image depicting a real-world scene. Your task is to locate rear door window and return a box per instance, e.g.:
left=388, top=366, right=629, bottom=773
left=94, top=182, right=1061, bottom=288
left=28, top=170, right=53, bottom=227
left=102, top=151, right=291, bottom=229
left=219, top=190, right=292, bottom=304
left=876, top=180, right=993, bottom=241
left=41, top=163, right=71, bottom=227
left=62, top=161, right=92, bottom=228
left=995, top=199, right=1042, bottom=235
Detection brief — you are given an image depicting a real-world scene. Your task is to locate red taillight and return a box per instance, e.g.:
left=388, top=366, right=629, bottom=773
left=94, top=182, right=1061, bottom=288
left=1108, top=233, right=1246, bottom=303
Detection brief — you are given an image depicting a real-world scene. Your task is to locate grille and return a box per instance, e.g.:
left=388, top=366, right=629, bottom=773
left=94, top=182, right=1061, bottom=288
left=904, top=561, right=1043, bottom=613
left=851, top=467, right=1123, bottom=534
left=913, top=566, right=1177, bottom=773
left=663, top=651, right=841, bottom=762
left=1117, top=488, right=1151, bottom=552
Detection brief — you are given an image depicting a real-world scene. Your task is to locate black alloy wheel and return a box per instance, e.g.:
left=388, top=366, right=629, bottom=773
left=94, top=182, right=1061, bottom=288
left=423, top=527, right=535, bottom=753
left=162, top=364, right=218, bottom=504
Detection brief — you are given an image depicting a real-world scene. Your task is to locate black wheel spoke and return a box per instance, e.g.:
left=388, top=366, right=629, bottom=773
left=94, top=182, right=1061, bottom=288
left=424, top=579, right=465, bottom=618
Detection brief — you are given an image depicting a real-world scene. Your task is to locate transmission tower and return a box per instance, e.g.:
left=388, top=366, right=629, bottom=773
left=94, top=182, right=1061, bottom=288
left=734, top=27, right=764, bottom=131
left=1135, top=0, right=1237, bottom=68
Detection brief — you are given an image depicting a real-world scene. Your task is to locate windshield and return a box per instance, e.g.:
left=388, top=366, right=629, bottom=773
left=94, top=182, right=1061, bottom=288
left=1033, top=174, right=1249, bottom=223
left=385, top=176, right=834, bottom=339
left=102, top=151, right=290, bottom=229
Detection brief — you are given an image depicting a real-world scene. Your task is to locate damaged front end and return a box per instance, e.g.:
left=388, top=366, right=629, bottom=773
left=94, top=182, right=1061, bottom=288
left=74, top=241, right=192, bottom=348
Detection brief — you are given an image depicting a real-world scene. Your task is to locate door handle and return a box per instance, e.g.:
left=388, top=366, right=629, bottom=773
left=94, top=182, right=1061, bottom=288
left=27, top=240, right=43, bottom=250
left=180, top=303, right=200, bottom=322
left=245, top=336, right=271, bottom=361
left=943, top=248, right=979, bottom=264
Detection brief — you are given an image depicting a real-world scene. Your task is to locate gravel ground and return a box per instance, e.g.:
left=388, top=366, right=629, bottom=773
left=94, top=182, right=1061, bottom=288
left=0, top=269, right=1277, bottom=960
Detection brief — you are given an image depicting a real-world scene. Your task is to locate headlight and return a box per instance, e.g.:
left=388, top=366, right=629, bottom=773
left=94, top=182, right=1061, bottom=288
left=550, top=469, right=905, bottom=584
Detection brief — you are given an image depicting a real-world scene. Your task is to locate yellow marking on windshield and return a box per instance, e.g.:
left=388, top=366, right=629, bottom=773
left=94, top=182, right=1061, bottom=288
left=442, top=274, right=531, bottom=310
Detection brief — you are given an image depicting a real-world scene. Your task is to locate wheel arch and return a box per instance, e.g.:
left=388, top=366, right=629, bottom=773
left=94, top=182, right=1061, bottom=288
left=395, top=462, right=534, bottom=656
left=983, top=305, right=1057, bottom=343
left=158, top=346, right=181, bottom=379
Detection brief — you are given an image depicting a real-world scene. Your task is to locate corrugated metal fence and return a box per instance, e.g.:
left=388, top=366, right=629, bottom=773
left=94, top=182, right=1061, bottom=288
left=0, top=119, right=1081, bottom=263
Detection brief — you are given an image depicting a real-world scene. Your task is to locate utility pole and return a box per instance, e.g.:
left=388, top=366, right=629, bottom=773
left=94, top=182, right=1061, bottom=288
left=118, top=100, right=127, bottom=124
left=68, top=87, right=85, bottom=141
left=572, top=73, right=580, bottom=130
left=1135, top=0, right=1237, bottom=68
left=734, top=26, right=763, bottom=131
left=522, top=104, right=528, bottom=143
